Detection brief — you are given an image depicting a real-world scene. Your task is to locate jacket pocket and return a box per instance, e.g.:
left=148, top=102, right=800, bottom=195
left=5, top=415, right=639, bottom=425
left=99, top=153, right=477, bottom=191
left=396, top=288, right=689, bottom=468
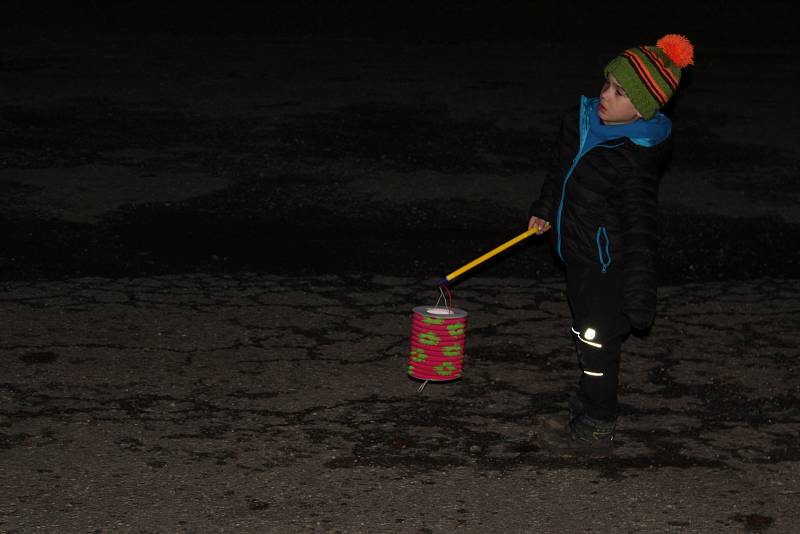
left=596, top=226, right=612, bottom=273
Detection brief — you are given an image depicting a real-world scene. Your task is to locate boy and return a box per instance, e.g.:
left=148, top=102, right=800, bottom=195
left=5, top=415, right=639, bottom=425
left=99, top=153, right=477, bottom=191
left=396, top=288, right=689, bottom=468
left=527, top=35, right=694, bottom=450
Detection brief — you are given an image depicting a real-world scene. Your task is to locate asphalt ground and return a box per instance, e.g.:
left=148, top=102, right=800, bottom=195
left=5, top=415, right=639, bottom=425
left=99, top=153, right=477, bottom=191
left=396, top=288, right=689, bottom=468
left=2, top=274, right=799, bottom=531
left=1, top=4, right=800, bottom=532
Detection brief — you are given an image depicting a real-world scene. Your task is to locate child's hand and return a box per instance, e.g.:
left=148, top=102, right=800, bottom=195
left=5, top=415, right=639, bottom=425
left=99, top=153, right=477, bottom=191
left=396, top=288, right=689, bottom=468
left=528, top=216, right=551, bottom=234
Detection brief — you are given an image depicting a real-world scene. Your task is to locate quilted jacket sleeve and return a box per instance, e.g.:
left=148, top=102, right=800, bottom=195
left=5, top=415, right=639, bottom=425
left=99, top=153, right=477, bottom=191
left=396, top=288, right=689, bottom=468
left=619, top=152, right=661, bottom=331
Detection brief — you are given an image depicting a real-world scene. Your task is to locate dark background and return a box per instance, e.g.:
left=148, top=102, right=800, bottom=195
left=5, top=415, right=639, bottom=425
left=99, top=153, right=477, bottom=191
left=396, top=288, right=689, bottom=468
left=6, top=1, right=799, bottom=44
left=2, top=1, right=798, bottom=284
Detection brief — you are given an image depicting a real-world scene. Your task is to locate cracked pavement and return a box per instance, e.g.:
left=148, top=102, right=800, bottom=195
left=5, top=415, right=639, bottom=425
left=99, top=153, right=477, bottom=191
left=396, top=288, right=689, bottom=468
left=2, top=274, right=799, bottom=531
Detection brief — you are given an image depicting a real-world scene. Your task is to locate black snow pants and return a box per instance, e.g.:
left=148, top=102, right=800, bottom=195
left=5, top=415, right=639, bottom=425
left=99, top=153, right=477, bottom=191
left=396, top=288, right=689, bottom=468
left=566, top=264, right=632, bottom=421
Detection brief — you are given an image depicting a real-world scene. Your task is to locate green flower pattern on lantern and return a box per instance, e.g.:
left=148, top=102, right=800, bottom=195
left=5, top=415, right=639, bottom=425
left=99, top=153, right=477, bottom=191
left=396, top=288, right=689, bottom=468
left=423, top=316, right=444, bottom=325
left=447, top=322, right=465, bottom=337
left=410, top=348, right=428, bottom=362
left=418, top=332, right=440, bottom=346
left=442, top=344, right=462, bottom=357
left=434, top=361, right=457, bottom=376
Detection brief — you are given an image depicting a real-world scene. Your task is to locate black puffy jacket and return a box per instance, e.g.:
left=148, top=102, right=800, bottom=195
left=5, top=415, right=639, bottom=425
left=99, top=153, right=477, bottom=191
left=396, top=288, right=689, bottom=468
left=529, top=96, right=671, bottom=330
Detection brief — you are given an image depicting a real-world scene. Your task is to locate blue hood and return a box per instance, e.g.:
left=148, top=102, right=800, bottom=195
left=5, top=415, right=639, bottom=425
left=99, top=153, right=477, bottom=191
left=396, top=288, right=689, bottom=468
left=580, top=96, right=671, bottom=151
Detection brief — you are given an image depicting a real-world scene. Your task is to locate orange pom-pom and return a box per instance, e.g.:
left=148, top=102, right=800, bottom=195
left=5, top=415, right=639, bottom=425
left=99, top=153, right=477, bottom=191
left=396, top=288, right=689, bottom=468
left=656, top=34, right=694, bottom=68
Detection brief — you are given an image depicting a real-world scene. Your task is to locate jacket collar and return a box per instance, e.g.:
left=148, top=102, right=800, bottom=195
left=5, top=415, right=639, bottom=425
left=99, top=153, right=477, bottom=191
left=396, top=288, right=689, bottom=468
left=580, top=96, right=671, bottom=148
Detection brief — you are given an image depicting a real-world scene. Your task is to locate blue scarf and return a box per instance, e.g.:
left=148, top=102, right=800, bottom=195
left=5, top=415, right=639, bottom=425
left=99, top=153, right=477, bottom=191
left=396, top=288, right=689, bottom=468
left=582, top=96, right=671, bottom=152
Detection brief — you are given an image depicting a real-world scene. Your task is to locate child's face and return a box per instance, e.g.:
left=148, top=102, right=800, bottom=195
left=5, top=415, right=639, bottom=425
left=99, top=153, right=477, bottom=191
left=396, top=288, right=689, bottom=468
left=598, top=74, right=642, bottom=125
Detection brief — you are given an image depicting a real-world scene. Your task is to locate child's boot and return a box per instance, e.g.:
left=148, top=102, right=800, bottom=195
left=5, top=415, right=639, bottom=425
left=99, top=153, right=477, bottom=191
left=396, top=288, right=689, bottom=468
left=567, top=413, right=616, bottom=446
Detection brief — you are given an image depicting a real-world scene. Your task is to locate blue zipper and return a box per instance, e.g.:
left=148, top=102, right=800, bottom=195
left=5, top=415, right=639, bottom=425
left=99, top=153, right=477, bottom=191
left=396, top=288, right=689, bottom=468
left=596, top=226, right=611, bottom=273
left=556, top=98, right=592, bottom=263
left=555, top=142, right=623, bottom=263
left=554, top=96, right=628, bottom=264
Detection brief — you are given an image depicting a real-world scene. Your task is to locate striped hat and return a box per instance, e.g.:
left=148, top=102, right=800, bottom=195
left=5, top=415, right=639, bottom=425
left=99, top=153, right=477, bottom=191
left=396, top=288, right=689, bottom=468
left=604, top=34, right=695, bottom=120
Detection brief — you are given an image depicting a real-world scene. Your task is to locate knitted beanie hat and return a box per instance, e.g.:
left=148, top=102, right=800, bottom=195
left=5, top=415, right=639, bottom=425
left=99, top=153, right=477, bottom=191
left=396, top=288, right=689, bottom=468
left=604, top=34, right=695, bottom=120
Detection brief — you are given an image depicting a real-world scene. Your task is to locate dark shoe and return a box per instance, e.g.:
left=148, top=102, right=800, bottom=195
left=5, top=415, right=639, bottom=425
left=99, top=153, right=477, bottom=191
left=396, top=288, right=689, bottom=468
left=568, top=413, right=615, bottom=446
left=538, top=413, right=616, bottom=458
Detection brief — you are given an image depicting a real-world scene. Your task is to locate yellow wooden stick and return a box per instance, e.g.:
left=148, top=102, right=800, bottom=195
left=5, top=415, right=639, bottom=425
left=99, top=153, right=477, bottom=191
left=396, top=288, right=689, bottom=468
left=441, top=227, right=539, bottom=285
